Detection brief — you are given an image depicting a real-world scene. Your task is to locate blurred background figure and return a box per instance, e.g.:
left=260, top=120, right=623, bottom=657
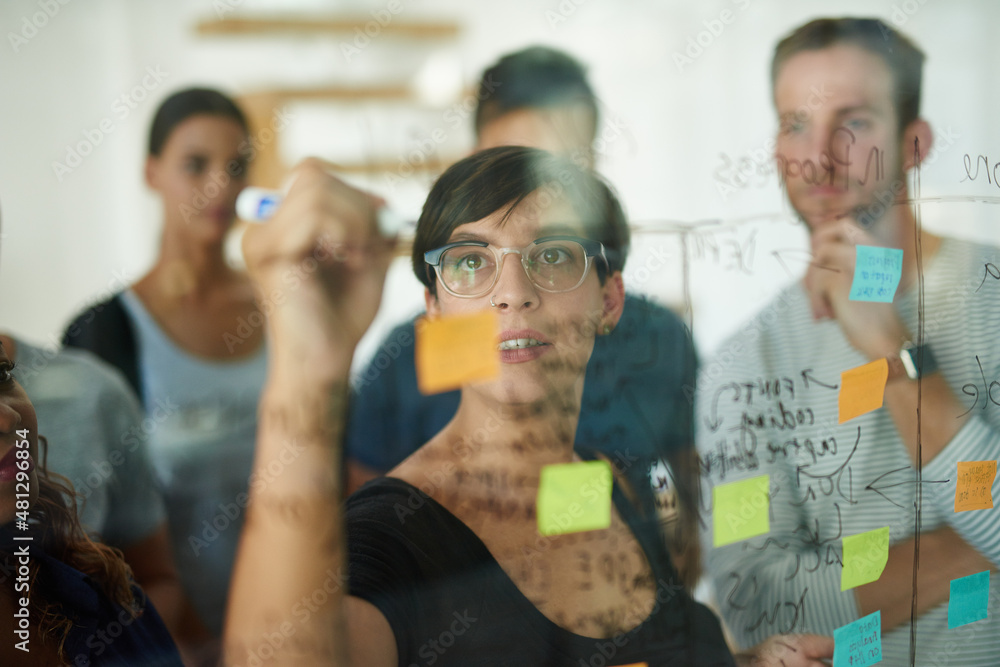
left=1, top=333, right=187, bottom=644
left=696, top=17, right=1000, bottom=664
left=0, top=338, right=183, bottom=665
left=473, top=46, right=599, bottom=166
left=62, top=88, right=267, bottom=656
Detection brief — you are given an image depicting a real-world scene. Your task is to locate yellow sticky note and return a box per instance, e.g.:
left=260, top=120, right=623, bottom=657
left=415, top=311, right=499, bottom=395
left=838, top=358, right=888, bottom=423
left=955, top=461, right=997, bottom=512
left=537, top=461, right=612, bottom=536
left=712, top=474, right=770, bottom=547
left=841, top=526, right=890, bottom=591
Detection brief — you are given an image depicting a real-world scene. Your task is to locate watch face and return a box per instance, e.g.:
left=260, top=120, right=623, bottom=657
left=900, top=347, right=919, bottom=379
left=900, top=344, right=937, bottom=380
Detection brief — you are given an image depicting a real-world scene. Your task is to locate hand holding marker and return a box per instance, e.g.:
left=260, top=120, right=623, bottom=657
left=236, top=186, right=411, bottom=237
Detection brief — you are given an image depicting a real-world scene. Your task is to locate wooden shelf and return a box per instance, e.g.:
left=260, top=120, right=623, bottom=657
left=323, top=156, right=458, bottom=175
left=241, top=85, right=417, bottom=103
left=197, top=17, right=460, bottom=39
left=198, top=14, right=464, bottom=186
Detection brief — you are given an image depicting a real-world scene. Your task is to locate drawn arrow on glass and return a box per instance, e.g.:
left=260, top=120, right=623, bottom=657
left=801, top=368, right=838, bottom=391
left=864, top=466, right=950, bottom=509
left=705, top=382, right=742, bottom=431
left=771, top=248, right=843, bottom=279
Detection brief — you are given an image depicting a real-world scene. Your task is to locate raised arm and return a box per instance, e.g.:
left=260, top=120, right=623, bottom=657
left=222, top=160, right=396, bottom=667
left=809, top=222, right=1000, bottom=567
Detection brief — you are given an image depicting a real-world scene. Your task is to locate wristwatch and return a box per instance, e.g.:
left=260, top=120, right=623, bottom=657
left=898, top=341, right=938, bottom=379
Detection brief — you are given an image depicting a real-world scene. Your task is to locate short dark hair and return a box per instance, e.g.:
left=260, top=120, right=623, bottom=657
left=771, top=18, right=925, bottom=131
left=474, top=46, right=599, bottom=141
left=148, top=87, right=249, bottom=156
left=412, top=146, right=629, bottom=296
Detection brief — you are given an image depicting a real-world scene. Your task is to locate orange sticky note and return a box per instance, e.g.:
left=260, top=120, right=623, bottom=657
left=955, top=461, right=997, bottom=512
left=838, top=358, right=888, bottom=423
left=415, top=311, right=499, bottom=395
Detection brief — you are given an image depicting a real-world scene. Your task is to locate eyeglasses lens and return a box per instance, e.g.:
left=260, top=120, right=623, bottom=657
left=439, top=240, right=588, bottom=295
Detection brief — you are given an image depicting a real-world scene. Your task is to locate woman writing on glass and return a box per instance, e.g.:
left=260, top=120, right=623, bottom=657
left=224, top=147, right=833, bottom=666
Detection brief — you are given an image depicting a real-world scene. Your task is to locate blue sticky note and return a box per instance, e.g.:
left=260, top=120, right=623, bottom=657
left=949, top=570, right=990, bottom=628
left=849, top=246, right=903, bottom=303
left=833, top=611, right=881, bottom=667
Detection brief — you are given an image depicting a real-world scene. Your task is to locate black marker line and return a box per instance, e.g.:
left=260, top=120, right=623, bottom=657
left=906, top=195, right=1000, bottom=206
left=629, top=194, right=1000, bottom=236
left=908, top=135, right=925, bottom=667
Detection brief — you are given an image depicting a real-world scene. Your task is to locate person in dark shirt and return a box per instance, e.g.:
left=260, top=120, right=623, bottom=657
left=345, top=46, right=704, bottom=589
left=225, top=147, right=833, bottom=666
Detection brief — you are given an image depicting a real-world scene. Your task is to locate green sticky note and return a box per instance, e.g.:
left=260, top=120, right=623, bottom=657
left=949, top=570, right=990, bottom=628
left=537, top=461, right=612, bottom=536
left=833, top=610, right=881, bottom=667
left=841, top=526, right=890, bottom=591
left=849, top=245, right=903, bottom=302
left=712, top=474, right=770, bottom=547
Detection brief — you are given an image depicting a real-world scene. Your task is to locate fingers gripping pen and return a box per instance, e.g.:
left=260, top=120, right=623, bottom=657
left=236, top=186, right=411, bottom=238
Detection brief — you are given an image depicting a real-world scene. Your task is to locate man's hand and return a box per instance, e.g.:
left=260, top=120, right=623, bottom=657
left=804, top=219, right=909, bottom=360
left=736, top=633, right=834, bottom=667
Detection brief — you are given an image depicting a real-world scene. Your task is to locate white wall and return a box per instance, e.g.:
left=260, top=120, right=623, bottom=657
left=1, top=0, right=998, bottom=365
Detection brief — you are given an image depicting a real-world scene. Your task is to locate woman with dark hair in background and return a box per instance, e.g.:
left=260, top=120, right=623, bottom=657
left=63, top=87, right=268, bottom=652
left=0, top=341, right=183, bottom=665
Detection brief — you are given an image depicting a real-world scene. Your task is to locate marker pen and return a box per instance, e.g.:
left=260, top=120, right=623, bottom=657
left=236, top=186, right=411, bottom=238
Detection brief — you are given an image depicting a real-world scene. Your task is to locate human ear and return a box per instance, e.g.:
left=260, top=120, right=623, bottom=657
left=600, top=271, right=626, bottom=332
left=144, top=155, right=159, bottom=190
left=424, top=287, right=441, bottom=319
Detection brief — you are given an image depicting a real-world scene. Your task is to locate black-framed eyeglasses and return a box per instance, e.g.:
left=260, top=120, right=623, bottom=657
left=424, top=235, right=608, bottom=298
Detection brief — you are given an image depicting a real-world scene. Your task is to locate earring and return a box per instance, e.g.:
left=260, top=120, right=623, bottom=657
left=602, top=323, right=611, bottom=335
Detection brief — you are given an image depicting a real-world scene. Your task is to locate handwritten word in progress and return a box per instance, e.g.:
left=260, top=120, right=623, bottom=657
left=976, top=262, right=1000, bottom=292
left=774, top=129, right=890, bottom=190
left=700, top=369, right=839, bottom=480
left=959, top=355, right=1000, bottom=417
left=961, top=153, right=1000, bottom=190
